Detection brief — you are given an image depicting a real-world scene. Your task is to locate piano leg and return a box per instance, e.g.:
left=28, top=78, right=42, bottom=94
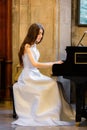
left=75, top=83, right=86, bottom=126
left=10, top=84, right=17, bottom=118
left=75, top=83, right=82, bottom=126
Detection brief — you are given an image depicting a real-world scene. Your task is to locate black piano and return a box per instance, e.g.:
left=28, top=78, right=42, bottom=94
left=52, top=46, right=87, bottom=125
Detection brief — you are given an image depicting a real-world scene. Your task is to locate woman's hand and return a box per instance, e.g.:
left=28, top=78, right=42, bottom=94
left=57, top=60, right=63, bottom=64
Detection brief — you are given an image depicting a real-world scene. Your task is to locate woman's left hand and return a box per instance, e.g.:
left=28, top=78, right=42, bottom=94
left=57, top=60, right=63, bottom=64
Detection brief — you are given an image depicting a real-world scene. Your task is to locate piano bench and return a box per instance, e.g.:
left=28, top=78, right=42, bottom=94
left=10, top=83, right=17, bottom=119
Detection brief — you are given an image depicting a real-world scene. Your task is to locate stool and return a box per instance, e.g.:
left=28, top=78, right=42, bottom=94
left=10, top=84, right=17, bottom=118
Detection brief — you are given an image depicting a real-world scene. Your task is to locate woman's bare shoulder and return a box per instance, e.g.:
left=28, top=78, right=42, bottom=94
left=24, top=44, right=31, bottom=53
left=25, top=43, right=30, bottom=48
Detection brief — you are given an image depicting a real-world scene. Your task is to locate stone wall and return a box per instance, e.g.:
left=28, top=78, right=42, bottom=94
left=12, top=0, right=72, bottom=83
left=72, top=0, right=87, bottom=46
left=12, top=0, right=87, bottom=103
left=12, top=0, right=72, bottom=102
left=12, top=0, right=59, bottom=82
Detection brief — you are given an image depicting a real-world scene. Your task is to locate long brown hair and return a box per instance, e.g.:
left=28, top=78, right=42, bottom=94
left=18, top=23, right=44, bottom=66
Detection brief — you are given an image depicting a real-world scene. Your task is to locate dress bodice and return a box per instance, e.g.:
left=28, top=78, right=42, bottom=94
left=22, top=44, right=40, bottom=69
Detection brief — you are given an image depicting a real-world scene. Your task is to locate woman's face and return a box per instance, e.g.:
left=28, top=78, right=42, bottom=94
left=36, top=29, right=43, bottom=43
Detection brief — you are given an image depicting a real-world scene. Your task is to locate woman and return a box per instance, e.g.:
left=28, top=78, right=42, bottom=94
left=12, top=23, right=75, bottom=126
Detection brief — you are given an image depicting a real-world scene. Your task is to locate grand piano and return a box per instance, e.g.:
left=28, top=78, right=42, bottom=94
left=52, top=46, right=87, bottom=125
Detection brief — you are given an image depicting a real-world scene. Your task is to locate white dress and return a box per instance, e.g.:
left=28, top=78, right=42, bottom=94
left=12, top=44, right=75, bottom=126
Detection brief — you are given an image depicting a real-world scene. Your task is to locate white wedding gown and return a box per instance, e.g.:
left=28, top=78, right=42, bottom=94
left=12, top=44, right=75, bottom=126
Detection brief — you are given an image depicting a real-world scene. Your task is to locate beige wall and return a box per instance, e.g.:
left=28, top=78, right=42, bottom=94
left=72, top=0, right=87, bottom=46
left=12, top=0, right=87, bottom=102
left=12, top=0, right=59, bottom=82
left=12, top=0, right=71, bottom=83
left=12, top=0, right=72, bottom=102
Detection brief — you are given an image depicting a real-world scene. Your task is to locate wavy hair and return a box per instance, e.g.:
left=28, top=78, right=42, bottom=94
left=18, top=23, right=44, bottom=66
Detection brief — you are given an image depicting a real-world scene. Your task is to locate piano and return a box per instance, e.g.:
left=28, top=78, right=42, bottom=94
left=52, top=46, right=87, bottom=125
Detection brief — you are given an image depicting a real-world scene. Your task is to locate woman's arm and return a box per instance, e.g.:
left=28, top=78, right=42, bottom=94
left=24, top=44, right=63, bottom=68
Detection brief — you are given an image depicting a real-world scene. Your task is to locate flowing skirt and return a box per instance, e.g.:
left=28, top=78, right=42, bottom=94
left=12, top=68, right=75, bottom=126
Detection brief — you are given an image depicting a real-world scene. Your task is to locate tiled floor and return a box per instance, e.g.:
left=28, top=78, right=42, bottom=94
left=0, top=101, right=87, bottom=130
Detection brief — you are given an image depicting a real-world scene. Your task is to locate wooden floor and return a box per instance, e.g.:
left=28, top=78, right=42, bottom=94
left=0, top=101, right=87, bottom=130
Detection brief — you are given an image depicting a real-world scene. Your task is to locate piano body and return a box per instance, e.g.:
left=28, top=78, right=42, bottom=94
left=52, top=46, right=87, bottom=125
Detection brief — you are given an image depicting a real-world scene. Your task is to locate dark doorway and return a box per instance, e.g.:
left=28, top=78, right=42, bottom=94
left=0, top=0, right=12, bottom=100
